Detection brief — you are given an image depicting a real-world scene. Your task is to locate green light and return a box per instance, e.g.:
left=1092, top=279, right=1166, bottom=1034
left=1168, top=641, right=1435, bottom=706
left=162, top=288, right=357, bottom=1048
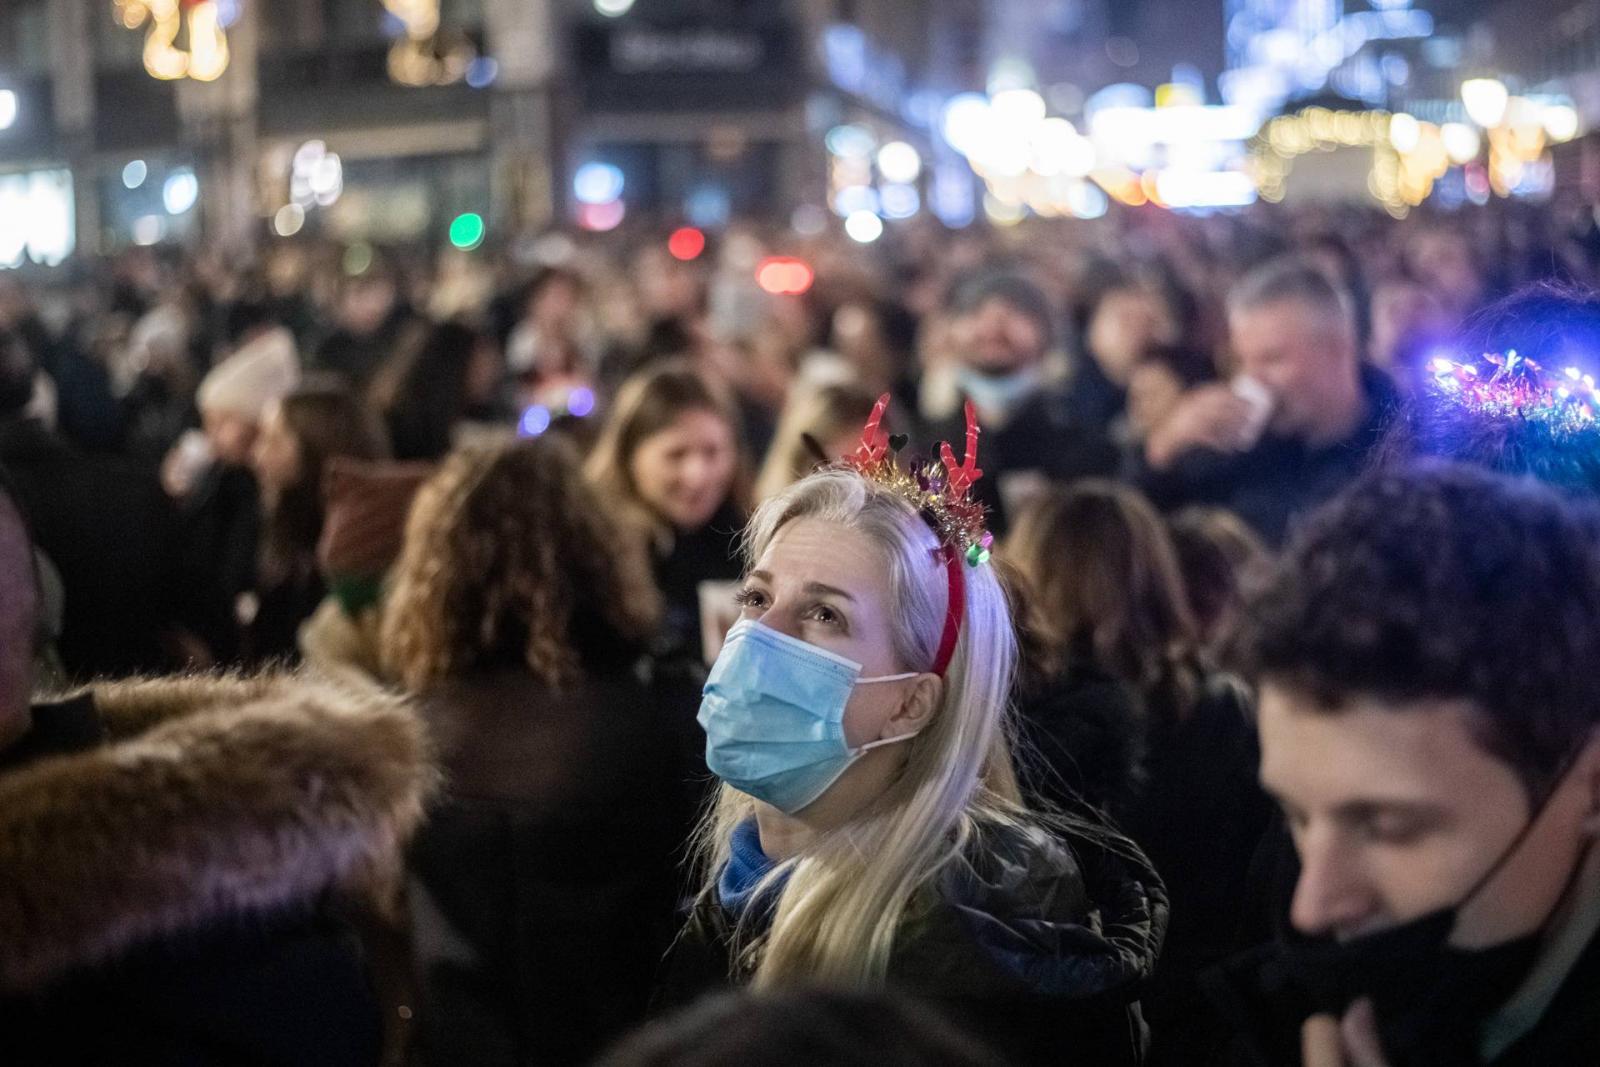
left=449, top=212, right=485, bottom=250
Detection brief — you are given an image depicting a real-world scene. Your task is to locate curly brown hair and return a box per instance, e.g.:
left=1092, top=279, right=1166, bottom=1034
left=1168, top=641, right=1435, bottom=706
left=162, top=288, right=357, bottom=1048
left=382, top=435, right=662, bottom=691
left=1233, top=461, right=1600, bottom=800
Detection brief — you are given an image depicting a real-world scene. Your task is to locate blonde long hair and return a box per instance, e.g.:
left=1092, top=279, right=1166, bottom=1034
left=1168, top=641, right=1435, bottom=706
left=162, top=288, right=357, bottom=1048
left=690, top=467, right=1025, bottom=988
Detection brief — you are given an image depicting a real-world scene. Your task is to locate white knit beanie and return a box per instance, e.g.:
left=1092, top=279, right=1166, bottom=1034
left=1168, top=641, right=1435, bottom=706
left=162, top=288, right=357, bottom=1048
left=197, top=326, right=301, bottom=421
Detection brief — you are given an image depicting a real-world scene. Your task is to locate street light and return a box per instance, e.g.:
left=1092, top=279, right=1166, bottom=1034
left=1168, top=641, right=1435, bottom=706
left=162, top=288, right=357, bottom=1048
left=0, top=91, right=16, bottom=132
left=1461, top=78, right=1510, bottom=128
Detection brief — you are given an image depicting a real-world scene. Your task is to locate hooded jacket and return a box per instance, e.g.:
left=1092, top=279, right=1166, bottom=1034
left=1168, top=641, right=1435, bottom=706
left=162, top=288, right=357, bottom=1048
left=655, top=818, right=1168, bottom=1066
left=0, top=673, right=435, bottom=1066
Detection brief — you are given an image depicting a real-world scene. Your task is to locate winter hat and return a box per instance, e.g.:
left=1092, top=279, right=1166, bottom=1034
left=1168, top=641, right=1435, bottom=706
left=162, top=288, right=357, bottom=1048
left=197, top=326, right=300, bottom=421
left=317, top=457, right=433, bottom=613
left=946, top=270, right=1056, bottom=349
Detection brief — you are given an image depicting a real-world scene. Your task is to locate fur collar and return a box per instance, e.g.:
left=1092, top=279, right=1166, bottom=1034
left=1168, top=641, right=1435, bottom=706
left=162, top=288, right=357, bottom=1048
left=0, top=672, right=435, bottom=992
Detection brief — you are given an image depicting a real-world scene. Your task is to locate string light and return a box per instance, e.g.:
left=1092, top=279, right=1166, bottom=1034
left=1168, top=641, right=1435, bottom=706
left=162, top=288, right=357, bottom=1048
left=114, top=0, right=230, bottom=82
left=1428, top=351, right=1600, bottom=433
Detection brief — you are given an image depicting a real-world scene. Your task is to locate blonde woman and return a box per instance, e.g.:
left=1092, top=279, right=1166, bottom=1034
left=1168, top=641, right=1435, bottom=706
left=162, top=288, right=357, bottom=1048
left=752, top=380, right=881, bottom=502
left=657, top=399, right=1168, bottom=1066
left=586, top=361, right=750, bottom=658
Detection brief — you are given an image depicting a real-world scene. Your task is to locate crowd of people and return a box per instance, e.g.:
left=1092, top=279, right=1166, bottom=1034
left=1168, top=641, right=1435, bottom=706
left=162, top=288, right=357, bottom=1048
left=3, top=195, right=1600, bottom=1066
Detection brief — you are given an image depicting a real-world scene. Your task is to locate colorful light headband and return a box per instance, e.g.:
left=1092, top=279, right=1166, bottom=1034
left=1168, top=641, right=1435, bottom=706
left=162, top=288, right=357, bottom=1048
left=1428, top=350, right=1600, bottom=434
left=841, top=394, right=993, bottom=677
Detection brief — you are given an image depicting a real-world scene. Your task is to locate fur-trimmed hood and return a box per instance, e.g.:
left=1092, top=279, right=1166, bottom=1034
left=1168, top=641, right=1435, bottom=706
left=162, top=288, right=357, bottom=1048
left=0, top=672, right=435, bottom=993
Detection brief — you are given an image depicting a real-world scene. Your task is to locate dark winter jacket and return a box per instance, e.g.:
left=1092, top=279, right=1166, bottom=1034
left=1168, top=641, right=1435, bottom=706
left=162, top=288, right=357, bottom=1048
left=1134, top=365, right=1399, bottom=546
left=917, top=385, right=1121, bottom=536
left=0, top=415, right=181, bottom=676
left=655, top=818, right=1169, bottom=1066
left=408, top=665, right=704, bottom=1067
left=650, top=502, right=745, bottom=662
left=1206, top=855, right=1600, bottom=1067
left=0, top=673, right=435, bottom=1066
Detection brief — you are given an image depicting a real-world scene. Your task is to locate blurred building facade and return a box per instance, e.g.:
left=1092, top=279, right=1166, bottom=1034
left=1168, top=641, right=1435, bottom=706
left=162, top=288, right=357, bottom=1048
left=0, top=0, right=967, bottom=261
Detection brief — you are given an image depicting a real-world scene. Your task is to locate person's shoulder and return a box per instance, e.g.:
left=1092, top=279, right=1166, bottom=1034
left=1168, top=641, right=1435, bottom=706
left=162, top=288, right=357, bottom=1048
left=894, top=815, right=1165, bottom=1001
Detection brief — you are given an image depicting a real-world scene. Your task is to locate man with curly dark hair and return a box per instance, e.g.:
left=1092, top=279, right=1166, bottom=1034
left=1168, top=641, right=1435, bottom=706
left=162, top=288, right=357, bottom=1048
left=1210, top=463, right=1600, bottom=1067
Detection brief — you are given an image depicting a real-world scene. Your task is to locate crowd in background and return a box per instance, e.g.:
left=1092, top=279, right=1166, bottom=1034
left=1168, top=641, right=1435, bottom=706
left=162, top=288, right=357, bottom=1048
left=4, top=196, right=1600, bottom=1066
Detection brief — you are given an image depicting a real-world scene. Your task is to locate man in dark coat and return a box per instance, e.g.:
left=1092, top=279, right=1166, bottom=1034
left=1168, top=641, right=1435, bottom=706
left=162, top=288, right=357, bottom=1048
left=0, top=329, right=182, bottom=676
left=1210, top=465, right=1600, bottom=1066
left=916, top=271, right=1120, bottom=535
left=1135, top=256, right=1397, bottom=546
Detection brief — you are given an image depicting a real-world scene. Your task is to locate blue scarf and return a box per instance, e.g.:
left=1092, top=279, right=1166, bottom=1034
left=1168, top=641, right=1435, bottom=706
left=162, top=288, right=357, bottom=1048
left=717, top=819, right=787, bottom=920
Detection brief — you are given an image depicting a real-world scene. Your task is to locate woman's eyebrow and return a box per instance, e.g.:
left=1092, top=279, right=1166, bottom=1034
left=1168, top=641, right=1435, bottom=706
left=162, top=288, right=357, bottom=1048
left=802, top=581, right=855, bottom=602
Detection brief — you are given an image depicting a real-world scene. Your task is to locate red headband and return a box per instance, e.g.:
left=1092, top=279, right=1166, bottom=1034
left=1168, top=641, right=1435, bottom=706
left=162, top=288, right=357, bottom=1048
left=842, top=395, right=991, bottom=678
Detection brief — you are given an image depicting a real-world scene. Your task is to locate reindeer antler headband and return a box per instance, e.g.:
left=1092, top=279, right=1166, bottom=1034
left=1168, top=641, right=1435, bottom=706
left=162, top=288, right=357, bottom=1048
left=839, top=394, right=994, bottom=677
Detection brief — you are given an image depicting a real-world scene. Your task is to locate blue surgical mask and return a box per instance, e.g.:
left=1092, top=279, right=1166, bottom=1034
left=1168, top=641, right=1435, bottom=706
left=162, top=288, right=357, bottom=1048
left=698, top=618, right=921, bottom=814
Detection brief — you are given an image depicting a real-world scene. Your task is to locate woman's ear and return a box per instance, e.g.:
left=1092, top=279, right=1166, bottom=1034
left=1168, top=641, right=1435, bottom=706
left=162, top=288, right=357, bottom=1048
left=885, top=674, right=943, bottom=737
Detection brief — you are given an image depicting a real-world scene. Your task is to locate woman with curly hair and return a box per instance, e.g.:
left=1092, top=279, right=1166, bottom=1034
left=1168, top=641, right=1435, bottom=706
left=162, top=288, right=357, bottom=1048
left=384, top=436, right=698, bottom=1067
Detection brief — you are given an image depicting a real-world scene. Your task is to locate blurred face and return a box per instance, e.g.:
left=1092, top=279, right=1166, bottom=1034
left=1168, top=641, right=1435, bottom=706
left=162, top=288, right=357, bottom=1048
left=341, top=277, right=397, bottom=334
left=202, top=409, right=259, bottom=467
left=1230, top=299, right=1357, bottom=438
left=951, top=297, right=1046, bottom=375
left=1127, top=363, right=1186, bottom=437
left=1260, top=685, right=1596, bottom=947
left=629, top=409, right=737, bottom=531
left=1087, top=288, right=1177, bottom=386
left=530, top=277, right=580, bottom=331
left=251, top=401, right=303, bottom=504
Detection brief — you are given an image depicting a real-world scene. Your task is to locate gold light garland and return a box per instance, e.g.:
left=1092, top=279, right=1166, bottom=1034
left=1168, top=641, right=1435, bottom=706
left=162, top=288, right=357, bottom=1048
left=114, top=0, right=229, bottom=82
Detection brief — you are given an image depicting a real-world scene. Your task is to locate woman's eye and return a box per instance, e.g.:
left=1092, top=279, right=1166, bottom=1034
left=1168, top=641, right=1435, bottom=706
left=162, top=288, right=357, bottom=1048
left=807, top=603, right=845, bottom=629
left=733, top=588, right=768, bottom=610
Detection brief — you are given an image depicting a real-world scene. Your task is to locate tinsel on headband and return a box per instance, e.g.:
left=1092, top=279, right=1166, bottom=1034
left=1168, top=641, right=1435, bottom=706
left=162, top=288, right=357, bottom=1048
left=1418, top=349, right=1600, bottom=498
left=1428, top=350, right=1600, bottom=433
left=842, top=394, right=994, bottom=567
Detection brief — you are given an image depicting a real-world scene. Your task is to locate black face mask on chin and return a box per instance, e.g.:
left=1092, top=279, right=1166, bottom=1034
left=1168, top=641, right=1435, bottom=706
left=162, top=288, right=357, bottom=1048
left=1276, top=754, right=1590, bottom=1067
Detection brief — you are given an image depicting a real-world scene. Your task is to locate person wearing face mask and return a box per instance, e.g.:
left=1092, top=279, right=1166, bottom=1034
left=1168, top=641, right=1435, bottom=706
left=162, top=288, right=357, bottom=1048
left=1137, top=256, right=1399, bottom=546
left=1209, top=463, right=1600, bottom=1067
left=917, top=270, right=1120, bottom=535
left=654, top=398, right=1169, bottom=1067
left=586, top=361, right=751, bottom=662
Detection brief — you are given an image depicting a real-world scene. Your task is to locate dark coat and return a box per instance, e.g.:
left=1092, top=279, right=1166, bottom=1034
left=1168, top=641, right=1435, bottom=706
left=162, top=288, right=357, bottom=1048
left=655, top=819, right=1169, bottom=1066
left=1134, top=366, right=1399, bottom=546
left=1018, top=664, right=1271, bottom=1067
left=0, top=674, right=434, bottom=1067
left=917, top=385, right=1121, bottom=536
left=407, top=664, right=704, bottom=1067
left=1205, top=851, right=1600, bottom=1067
left=0, top=415, right=181, bottom=676
left=174, top=460, right=262, bottom=663
left=650, top=503, right=744, bottom=662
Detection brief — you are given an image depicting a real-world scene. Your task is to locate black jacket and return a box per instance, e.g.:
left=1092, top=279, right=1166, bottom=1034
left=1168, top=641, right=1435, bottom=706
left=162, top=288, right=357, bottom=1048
left=1206, top=850, right=1600, bottom=1067
left=917, top=385, right=1121, bottom=536
left=650, top=503, right=745, bottom=662
left=1135, top=366, right=1399, bottom=546
left=0, top=415, right=181, bottom=676
left=0, top=674, right=434, bottom=1066
left=408, top=665, right=703, bottom=1067
left=655, top=819, right=1169, bottom=1066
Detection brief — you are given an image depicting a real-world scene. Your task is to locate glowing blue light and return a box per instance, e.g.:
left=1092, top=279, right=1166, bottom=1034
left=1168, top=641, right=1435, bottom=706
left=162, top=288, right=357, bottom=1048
left=573, top=163, right=625, bottom=206
left=518, top=406, right=552, bottom=437
left=465, top=58, right=499, bottom=89
left=1566, top=367, right=1582, bottom=381
left=567, top=387, right=595, bottom=418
